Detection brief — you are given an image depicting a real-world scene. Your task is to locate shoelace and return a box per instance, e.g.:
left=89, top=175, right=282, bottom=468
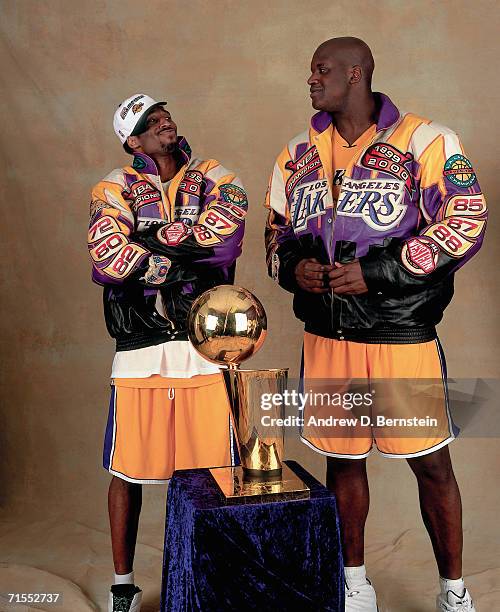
left=439, top=594, right=473, bottom=611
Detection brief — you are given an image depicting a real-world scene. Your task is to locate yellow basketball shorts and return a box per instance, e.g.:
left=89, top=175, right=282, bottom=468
left=301, top=332, right=458, bottom=459
left=103, top=373, right=235, bottom=484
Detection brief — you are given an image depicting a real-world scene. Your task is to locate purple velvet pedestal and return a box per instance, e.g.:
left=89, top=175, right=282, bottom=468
left=161, top=460, right=344, bottom=611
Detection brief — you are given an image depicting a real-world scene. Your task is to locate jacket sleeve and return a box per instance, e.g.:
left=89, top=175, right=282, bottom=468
left=360, top=131, right=487, bottom=295
left=264, top=149, right=308, bottom=293
left=135, top=162, right=247, bottom=270
left=88, top=175, right=191, bottom=287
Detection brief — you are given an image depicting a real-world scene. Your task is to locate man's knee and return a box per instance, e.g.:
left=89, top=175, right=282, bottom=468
left=407, top=447, right=455, bottom=485
left=327, top=457, right=367, bottom=481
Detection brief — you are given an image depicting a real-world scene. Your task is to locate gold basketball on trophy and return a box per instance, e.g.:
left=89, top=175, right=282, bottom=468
left=187, top=285, right=267, bottom=368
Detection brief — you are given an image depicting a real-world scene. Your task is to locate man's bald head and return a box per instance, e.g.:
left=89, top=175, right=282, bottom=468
left=315, top=37, right=374, bottom=85
left=308, top=37, right=375, bottom=112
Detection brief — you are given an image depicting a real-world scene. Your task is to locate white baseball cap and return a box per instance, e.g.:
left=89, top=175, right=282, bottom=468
left=113, top=93, right=167, bottom=144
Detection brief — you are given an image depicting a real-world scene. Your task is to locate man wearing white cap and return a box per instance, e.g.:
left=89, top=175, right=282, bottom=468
left=89, top=94, right=247, bottom=612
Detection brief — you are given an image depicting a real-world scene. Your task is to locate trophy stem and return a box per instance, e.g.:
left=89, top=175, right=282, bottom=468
left=222, top=368, right=288, bottom=475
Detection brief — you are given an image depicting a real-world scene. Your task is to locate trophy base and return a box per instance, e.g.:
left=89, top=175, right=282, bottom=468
left=209, top=464, right=310, bottom=505
left=242, top=467, right=282, bottom=481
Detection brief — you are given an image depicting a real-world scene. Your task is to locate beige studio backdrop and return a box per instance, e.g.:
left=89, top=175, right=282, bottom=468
left=1, top=1, right=499, bottom=611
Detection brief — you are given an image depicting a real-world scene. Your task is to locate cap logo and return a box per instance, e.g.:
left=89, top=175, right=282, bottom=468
left=132, top=102, right=144, bottom=115
left=119, top=95, right=144, bottom=120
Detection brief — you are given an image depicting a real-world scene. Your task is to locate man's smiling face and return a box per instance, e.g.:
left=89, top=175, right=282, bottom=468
left=128, top=106, right=178, bottom=155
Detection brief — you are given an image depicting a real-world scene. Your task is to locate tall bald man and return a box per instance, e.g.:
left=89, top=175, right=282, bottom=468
left=265, top=37, right=485, bottom=611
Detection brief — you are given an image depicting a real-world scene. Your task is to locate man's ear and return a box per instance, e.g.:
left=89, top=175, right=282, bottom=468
left=126, top=135, right=142, bottom=152
left=349, top=65, right=362, bottom=84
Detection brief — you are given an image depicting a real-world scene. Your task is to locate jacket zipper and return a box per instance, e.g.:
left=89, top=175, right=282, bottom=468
left=330, top=129, right=381, bottom=338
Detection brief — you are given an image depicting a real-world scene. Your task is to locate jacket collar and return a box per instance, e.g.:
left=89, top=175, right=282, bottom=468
left=310, top=92, right=400, bottom=134
left=130, top=136, right=192, bottom=176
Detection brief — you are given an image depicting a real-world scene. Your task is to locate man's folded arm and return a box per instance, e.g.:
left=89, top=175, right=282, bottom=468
left=88, top=179, right=192, bottom=288
left=135, top=164, right=247, bottom=270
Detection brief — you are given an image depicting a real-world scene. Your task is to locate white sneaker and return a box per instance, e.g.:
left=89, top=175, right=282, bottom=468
left=345, top=579, right=378, bottom=611
left=108, top=585, right=142, bottom=612
left=436, top=588, right=476, bottom=611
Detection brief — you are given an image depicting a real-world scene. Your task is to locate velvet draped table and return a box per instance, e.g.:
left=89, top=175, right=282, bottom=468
left=161, top=461, right=344, bottom=611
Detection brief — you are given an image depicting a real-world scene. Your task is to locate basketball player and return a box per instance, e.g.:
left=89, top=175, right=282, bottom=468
left=265, top=38, right=486, bottom=611
left=89, top=94, right=247, bottom=612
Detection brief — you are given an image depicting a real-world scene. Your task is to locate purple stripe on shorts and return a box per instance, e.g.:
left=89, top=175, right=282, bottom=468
left=435, top=338, right=460, bottom=438
left=103, top=386, right=116, bottom=470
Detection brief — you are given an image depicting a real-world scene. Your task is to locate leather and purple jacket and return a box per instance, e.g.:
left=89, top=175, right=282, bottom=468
left=265, top=93, right=487, bottom=343
left=89, top=138, right=247, bottom=350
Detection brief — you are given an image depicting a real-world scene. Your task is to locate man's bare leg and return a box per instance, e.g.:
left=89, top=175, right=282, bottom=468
left=326, top=457, right=369, bottom=566
left=108, top=476, right=142, bottom=575
left=407, top=445, right=463, bottom=579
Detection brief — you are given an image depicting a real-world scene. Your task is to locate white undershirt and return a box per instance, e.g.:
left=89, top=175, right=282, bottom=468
left=111, top=340, right=220, bottom=378
left=110, top=178, right=219, bottom=379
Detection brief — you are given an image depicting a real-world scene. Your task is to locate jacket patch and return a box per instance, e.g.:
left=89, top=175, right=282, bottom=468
left=90, top=232, right=128, bottom=262
left=337, top=178, right=406, bottom=230
left=199, top=208, right=240, bottom=237
left=285, top=146, right=322, bottom=198
left=157, top=221, right=192, bottom=246
left=290, top=179, right=328, bottom=232
left=423, top=221, right=475, bottom=257
left=123, top=180, right=162, bottom=211
left=102, top=243, right=148, bottom=279
left=143, top=254, right=171, bottom=285
left=443, top=154, right=476, bottom=187
left=444, top=193, right=486, bottom=218
left=192, top=225, right=222, bottom=246
left=179, top=170, right=203, bottom=197
left=219, top=183, right=248, bottom=208
left=361, top=143, right=415, bottom=195
left=88, top=215, right=121, bottom=244
left=401, top=237, right=439, bottom=275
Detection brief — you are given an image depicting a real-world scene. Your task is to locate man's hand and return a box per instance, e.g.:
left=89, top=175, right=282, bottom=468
left=295, top=258, right=333, bottom=293
left=328, top=260, right=368, bottom=295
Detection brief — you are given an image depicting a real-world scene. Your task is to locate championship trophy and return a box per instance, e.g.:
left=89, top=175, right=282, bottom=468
left=188, top=285, right=310, bottom=503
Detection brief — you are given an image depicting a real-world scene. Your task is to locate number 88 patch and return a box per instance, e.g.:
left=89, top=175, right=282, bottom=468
left=423, top=222, right=474, bottom=257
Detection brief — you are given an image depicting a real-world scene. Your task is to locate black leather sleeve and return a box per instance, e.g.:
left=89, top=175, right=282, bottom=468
left=273, top=239, right=304, bottom=293
left=359, top=238, right=456, bottom=297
